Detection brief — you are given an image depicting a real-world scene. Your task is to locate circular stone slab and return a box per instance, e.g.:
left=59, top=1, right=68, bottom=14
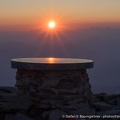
left=11, top=58, right=94, bottom=70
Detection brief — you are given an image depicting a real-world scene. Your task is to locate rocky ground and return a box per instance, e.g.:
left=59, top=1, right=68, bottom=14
left=93, top=93, right=120, bottom=116
left=0, top=87, right=120, bottom=120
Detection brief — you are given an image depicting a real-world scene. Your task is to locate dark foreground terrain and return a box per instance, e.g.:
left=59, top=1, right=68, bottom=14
left=0, top=87, right=120, bottom=120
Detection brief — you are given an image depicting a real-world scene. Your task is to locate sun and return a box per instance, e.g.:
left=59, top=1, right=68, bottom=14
left=48, top=21, right=56, bottom=29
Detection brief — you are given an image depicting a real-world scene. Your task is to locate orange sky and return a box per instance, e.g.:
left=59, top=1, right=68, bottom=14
left=0, top=0, right=120, bottom=27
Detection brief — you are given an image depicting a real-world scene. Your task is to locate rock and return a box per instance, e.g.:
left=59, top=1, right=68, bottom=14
left=15, top=113, right=33, bottom=120
left=96, top=109, right=120, bottom=115
left=94, top=102, right=112, bottom=111
left=0, top=68, right=95, bottom=119
left=105, top=94, right=120, bottom=105
left=0, top=87, right=16, bottom=94
left=32, top=115, right=44, bottom=120
left=28, top=105, right=43, bottom=116
left=4, top=113, right=16, bottom=120
left=93, top=93, right=120, bottom=116
left=42, top=78, right=60, bottom=88
left=117, top=97, right=120, bottom=105
left=4, top=113, right=33, bottom=120
left=105, top=98, right=117, bottom=105
left=0, top=94, right=32, bottom=111
left=41, top=109, right=66, bottom=120
left=83, top=90, right=92, bottom=101
left=72, top=107, right=95, bottom=115
left=93, top=93, right=120, bottom=106
left=93, top=93, right=107, bottom=102
left=14, top=69, right=95, bottom=115
left=68, top=97, right=84, bottom=104
left=53, top=81, right=75, bottom=90
left=0, top=112, right=4, bottom=120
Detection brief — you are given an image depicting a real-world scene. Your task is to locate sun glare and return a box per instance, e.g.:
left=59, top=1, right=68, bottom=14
left=48, top=57, right=54, bottom=63
left=37, top=16, right=68, bottom=56
left=48, top=21, right=56, bottom=29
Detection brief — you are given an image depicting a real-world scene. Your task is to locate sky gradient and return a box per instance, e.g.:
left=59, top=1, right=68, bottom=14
left=0, top=1, right=120, bottom=93
left=1, top=0, right=120, bottom=26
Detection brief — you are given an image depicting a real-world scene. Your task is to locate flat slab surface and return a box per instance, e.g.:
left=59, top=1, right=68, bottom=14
left=11, top=58, right=94, bottom=70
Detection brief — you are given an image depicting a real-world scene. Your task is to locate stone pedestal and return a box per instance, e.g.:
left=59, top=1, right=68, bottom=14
left=11, top=58, right=95, bottom=115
